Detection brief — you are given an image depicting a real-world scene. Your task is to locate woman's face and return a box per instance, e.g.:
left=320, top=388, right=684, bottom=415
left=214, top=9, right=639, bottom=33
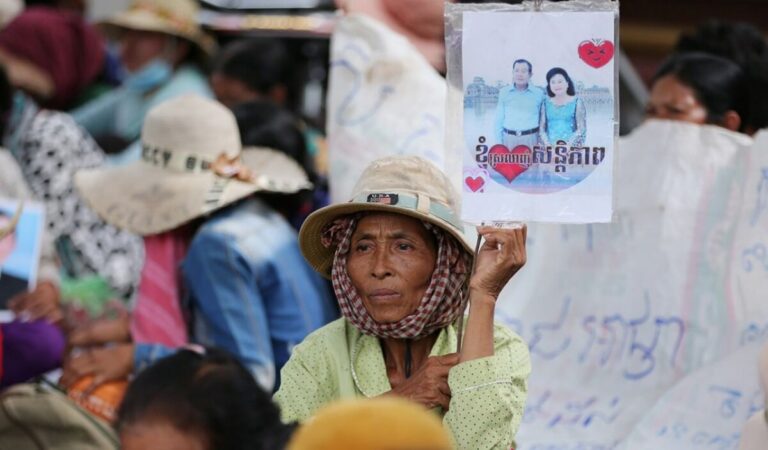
left=646, top=74, right=708, bottom=124
left=549, top=73, right=569, bottom=96
left=347, top=213, right=437, bottom=324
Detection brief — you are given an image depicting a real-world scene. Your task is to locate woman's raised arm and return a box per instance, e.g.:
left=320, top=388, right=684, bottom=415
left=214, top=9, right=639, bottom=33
left=460, top=225, right=527, bottom=363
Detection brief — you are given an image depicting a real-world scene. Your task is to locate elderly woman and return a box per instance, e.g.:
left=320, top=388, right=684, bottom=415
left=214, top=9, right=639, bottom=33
left=274, top=156, right=531, bottom=449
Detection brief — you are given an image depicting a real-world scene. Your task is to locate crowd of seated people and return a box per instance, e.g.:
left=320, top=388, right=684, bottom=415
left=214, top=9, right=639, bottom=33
left=0, top=1, right=767, bottom=449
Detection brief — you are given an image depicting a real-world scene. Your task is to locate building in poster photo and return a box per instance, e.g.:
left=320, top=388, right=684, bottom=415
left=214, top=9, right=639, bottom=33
left=461, top=9, right=617, bottom=223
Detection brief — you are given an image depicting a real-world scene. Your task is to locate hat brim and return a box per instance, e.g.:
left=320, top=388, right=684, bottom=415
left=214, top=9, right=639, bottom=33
left=75, top=162, right=257, bottom=236
left=240, top=146, right=313, bottom=193
left=299, top=202, right=473, bottom=279
left=101, top=10, right=215, bottom=56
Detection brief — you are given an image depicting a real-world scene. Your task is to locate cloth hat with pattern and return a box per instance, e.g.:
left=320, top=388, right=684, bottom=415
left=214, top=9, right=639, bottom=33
left=299, top=155, right=472, bottom=279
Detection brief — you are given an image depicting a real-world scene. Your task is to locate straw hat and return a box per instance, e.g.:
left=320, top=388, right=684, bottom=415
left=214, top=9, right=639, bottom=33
left=75, top=95, right=312, bottom=236
left=299, top=155, right=471, bottom=278
left=100, top=0, right=215, bottom=57
left=287, top=397, right=453, bottom=450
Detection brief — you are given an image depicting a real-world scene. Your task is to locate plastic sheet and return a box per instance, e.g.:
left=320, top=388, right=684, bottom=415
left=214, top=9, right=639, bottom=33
left=495, top=120, right=768, bottom=449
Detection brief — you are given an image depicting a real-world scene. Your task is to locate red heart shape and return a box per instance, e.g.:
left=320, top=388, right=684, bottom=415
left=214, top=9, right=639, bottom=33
left=488, top=144, right=531, bottom=183
left=578, top=39, right=614, bottom=68
left=465, top=176, right=485, bottom=192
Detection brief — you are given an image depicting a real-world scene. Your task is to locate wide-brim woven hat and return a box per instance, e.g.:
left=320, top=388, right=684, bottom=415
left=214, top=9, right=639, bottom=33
left=299, top=155, right=472, bottom=279
left=100, top=0, right=215, bottom=57
left=75, top=95, right=311, bottom=236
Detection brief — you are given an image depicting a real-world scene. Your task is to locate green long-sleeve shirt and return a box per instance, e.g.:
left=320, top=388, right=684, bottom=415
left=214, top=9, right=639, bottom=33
left=274, top=318, right=531, bottom=449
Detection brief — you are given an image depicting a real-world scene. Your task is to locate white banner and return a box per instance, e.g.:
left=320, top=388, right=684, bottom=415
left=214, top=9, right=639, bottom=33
left=494, top=120, right=768, bottom=449
left=326, top=14, right=448, bottom=203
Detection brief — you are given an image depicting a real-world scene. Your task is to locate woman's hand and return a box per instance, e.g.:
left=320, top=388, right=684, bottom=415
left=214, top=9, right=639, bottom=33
left=469, top=225, right=527, bottom=301
left=8, top=281, right=63, bottom=325
left=60, top=344, right=134, bottom=393
left=386, top=353, right=459, bottom=410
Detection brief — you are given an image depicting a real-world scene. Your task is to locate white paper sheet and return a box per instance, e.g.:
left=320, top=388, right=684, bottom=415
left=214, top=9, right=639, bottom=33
left=460, top=10, right=616, bottom=224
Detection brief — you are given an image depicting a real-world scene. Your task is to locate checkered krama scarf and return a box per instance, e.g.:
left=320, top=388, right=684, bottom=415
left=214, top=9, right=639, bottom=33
left=321, top=214, right=471, bottom=340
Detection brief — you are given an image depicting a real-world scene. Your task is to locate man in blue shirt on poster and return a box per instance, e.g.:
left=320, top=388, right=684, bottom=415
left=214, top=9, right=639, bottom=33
left=494, top=59, right=545, bottom=150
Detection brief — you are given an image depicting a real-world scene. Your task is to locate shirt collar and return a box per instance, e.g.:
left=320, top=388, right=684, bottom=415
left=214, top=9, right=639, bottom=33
left=512, top=84, right=534, bottom=93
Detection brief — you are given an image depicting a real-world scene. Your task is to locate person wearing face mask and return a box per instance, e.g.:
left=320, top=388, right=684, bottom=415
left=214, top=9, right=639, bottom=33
left=645, top=52, right=749, bottom=133
left=71, top=0, right=214, bottom=166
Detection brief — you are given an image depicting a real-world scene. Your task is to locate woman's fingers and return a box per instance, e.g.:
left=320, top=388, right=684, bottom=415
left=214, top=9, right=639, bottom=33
left=477, top=225, right=527, bottom=266
left=436, top=392, right=451, bottom=411
left=470, top=225, right=528, bottom=298
left=437, top=379, right=451, bottom=397
left=436, top=353, right=460, bottom=366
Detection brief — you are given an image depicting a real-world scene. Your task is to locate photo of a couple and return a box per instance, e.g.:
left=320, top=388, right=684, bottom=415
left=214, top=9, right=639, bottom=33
left=494, top=59, right=586, bottom=151
left=459, top=9, right=616, bottom=223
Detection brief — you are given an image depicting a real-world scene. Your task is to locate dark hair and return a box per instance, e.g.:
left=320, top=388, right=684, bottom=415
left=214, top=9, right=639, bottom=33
left=545, top=67, right=575, bottom=97
left=512, top=59, right=532, bottom=74
left=212, top=39, right=293, bottom=97
left=653, top=52, right=748, bottom=129
left=232, top=100, right=316, bottom=221
left=116, top=348, right=293, bottom=450
left=675, top=20, right=768, bottom=69
left=674, top=20, right=768, bottom=132
left=0, top=64, right=13, bottom=136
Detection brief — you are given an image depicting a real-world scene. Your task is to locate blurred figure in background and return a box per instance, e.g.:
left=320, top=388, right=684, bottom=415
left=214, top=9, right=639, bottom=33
left=336, top=0, right=449, bottom=72
left=117, top=348, right=293, bottom=450
left=0, top=6, right=106, bottom=110
left=674, top=20, right=768, bottom=134
left=0, top=65, right=60, bottom=318
left=210, top=38, right=293, bottom=109
left=64, top=96, right=336, bottom=394
left=232, top=100, right=325, bottom=229
left=0, top=58, right=143, bottom=304
left=213, top=39, right=331, bottom=216
left=646, top=52, right=748, bottom=133
left=72, top=0, right=214, bottom=164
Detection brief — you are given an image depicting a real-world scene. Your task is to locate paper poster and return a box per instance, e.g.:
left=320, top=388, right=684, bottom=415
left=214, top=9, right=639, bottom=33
left=0, top=198, right=44, bottom=308
left=493, top=121, right=766, bottom=449
left=460, top=9, right=616, bottom=223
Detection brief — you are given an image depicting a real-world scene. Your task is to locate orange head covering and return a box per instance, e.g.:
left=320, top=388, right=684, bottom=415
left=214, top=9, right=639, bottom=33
left=288, top=397, right=454, bottom=450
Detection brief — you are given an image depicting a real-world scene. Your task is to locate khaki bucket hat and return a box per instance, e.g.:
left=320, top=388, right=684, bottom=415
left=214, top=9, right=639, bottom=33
left=101, top=0, right=216, bottom=57
left=299, top=155, right=472, bottom=278
left=75, top=95, right=311, bottom=236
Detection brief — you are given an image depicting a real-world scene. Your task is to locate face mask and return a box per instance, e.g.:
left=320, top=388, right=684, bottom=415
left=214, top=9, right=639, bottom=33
left=123, top=58, right=173, bottom=92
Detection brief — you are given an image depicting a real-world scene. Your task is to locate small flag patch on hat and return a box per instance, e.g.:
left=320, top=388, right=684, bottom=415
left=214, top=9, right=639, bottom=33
left=367, top=193, right=399, bottom=205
